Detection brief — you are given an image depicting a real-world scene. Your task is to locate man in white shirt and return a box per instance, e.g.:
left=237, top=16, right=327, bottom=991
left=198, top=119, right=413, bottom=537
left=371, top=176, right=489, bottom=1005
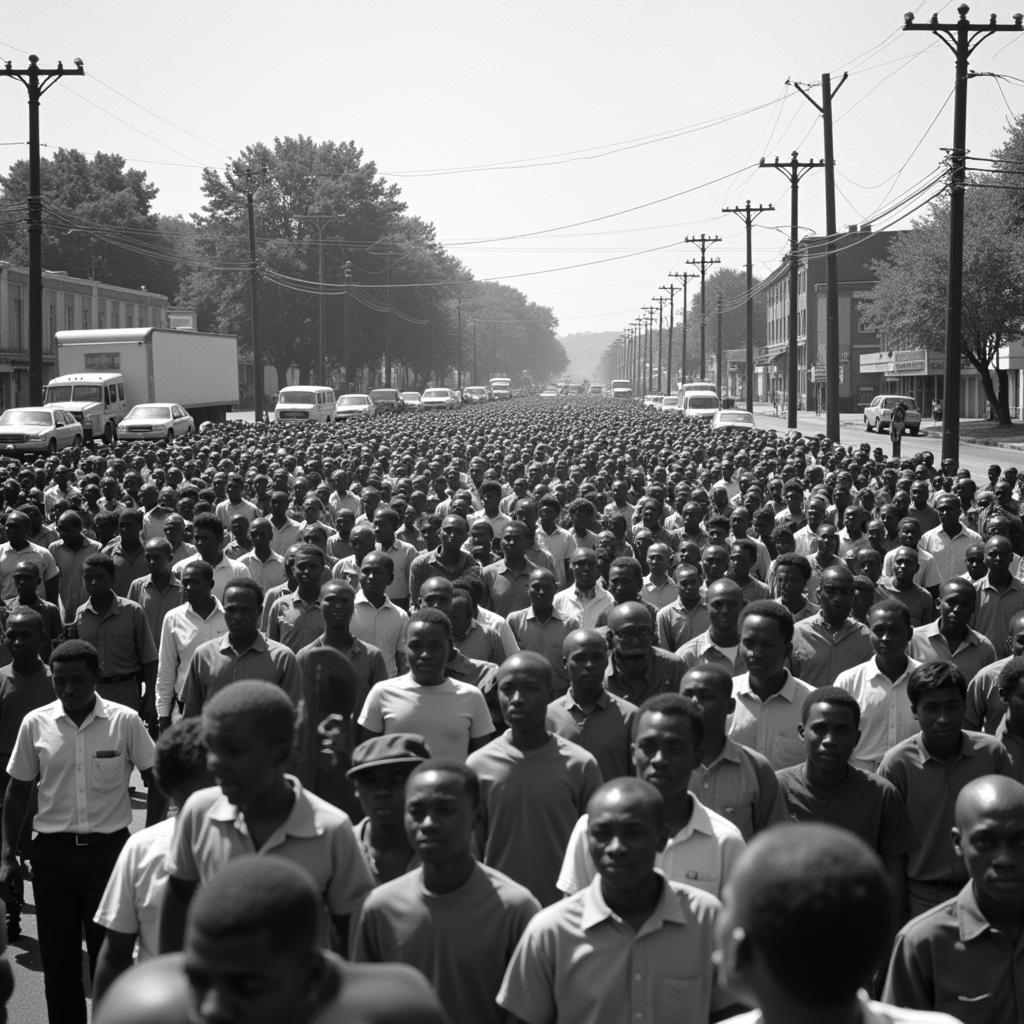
left=919, top=494, right=982, bottom=582
left=351, top=553, right=409, bottom=677
left=553, top=547, right=613, bottom=629
left=174, top=513, right=250, bottom=601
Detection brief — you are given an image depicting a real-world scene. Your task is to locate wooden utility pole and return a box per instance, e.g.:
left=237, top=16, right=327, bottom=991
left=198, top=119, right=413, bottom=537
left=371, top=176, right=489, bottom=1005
left=669, top=271, right=694, bottom=388
left=684, top=235, right=721, bottom=380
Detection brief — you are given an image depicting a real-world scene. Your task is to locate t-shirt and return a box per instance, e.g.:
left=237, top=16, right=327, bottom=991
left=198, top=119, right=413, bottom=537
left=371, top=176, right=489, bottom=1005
left=468, top=732, right=603, bottom=905
left=353, top=862, right=539, bottom=1024
left=357, top=675, right=494, bottom=760
left=0, top=661, right=52, bottom=760
left=775, top=764, right=918, bottom=860
left=93, top=816, right=176, bottom=960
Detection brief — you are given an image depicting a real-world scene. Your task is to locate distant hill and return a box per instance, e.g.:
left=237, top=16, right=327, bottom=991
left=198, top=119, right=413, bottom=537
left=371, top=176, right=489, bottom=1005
left=557, top=331, right=618, bottom=381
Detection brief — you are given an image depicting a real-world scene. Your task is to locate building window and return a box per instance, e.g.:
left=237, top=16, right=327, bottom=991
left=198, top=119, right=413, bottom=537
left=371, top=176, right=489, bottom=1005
left=65, top=305, right=74, bottom=331
left=82, top=304, right=90, bottom=328
left=11, top=294, right=22, bottom=351
left=98, top=309, right=105, bottom=329
left=111, top=304, right=119, bottom=328
left=127, top=313, right=133, bottom=327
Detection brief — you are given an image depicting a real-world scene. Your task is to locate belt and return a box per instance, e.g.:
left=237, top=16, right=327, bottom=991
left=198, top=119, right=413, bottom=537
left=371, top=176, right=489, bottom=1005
left=98, top=673, right=141, bottom=685
left=37, top=828, right=129, bottom=848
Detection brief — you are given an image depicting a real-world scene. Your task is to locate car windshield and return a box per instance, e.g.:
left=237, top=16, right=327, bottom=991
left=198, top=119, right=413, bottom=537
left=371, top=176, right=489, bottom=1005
left=423, top=389, right=448, bottom=398
left=886, top=397, right=917, bottom=410
left=687, top=395, right=719, bottom=409
left=720, top=412, right=751, bottom=422
left=370, top=390, right=397, bottom=401
left=401, top=393, right=419, bottom=400
left=124, top=405, right=170, bottom=420
left=338, top=396, right=369, bottom=406
left=280, top=391, right=317, bottom=405
left=0, top=410, right=51, bottom=427
left=662, top=397, right=679, bottom=406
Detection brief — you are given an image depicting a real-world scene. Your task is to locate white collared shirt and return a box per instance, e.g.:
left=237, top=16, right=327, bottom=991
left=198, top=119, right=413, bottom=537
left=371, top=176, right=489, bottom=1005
left=728, top=670, right=814, bottom=770
left=156, top=599, right=228, bottom=717
left=350, top=591, right=408, bottom=676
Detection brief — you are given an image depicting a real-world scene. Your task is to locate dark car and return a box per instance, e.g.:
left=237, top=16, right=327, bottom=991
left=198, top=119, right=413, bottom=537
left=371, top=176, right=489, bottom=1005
left=369, top=388, right=405, bottom=414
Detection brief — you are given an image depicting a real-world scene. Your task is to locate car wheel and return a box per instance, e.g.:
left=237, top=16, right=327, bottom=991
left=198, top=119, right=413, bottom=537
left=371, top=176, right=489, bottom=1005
left=865, top=417, right=872, bottom=432
left=909, top=427, right=919, bottom=436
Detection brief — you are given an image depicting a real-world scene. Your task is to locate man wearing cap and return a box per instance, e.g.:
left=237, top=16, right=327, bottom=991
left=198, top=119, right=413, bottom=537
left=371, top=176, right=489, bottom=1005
left=347, top=733, right=430, bottom=886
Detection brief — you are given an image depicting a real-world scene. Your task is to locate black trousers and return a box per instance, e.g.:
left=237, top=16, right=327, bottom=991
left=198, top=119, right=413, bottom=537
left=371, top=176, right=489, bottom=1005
left=31, top=830, right=128, bottom=1024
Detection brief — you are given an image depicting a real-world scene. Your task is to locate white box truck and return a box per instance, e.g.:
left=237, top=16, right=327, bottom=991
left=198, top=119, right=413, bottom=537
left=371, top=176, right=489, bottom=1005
left=43, top=328, right=239, bottom=443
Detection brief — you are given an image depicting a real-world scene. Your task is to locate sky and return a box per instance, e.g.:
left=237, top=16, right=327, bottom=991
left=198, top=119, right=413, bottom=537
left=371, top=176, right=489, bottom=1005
left=2, top=0, right=1022, bottom=341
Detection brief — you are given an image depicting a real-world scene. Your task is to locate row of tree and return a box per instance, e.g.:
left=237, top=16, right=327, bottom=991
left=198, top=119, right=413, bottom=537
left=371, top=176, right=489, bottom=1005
left=0, top=136, right=568, bottom=390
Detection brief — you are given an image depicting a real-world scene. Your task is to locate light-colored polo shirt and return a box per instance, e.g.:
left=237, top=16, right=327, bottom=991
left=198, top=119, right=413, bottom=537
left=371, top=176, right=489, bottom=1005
left=482, top=558, right=537, bottom=618
left=476, top=607, right=520, bottom=659
left=350, top=592, right=408, bottom=677
left=883, top=546, right=943, bottom=591
left=641, top=576, right=677, bottom=612
left=728, top=671, right=815, bottom=770
left=0, top=539, right=59, bottom=602
left=909, top=623, right=996, bottom=684
left=498, top=874, right=727, bottom=1024
left=965, top=655, right=1012, bottom=734
left=791, top=614, right=874, bottom=689
left=679, top=630, right=749, bottom=677
left=919, top=524, right=982, bottom=582
left=7, top=695, right=155, bottom=834
left=546, top=689, right=637, bottom=783
left=358, top=674, right=493, bottom=760
left=557, top=795, right=744, bottom=898
left=836, top=657, right=923, bottom=772
left=268, top=516, right=304, bottom=557
left=173, top=552, right=250, bottom=602
left=165, top=776, right=373, bottom=932
left=379, top=540, right=417, bottom=603
left=238, top=549, right=287, bottom=591
left=535, top=526, right=575, bottom=585
left=552, top=584, right=614, bottom=630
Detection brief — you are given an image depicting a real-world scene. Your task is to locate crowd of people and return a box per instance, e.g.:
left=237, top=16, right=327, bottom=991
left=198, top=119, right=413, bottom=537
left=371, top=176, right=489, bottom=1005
left=0, top=395, right=1019, bottom=1023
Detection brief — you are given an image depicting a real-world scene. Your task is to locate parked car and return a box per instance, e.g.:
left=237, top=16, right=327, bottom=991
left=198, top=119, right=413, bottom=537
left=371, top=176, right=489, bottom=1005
left=660, top=395, right=681, bottom=412
left=643, top=394, right=663, bottom=408
left=335, top=394, right=376, bottom=420
left=369, top=388, right=405, bottom=414
left=863, top=394, right=921, bottom=435
left=588, top=384, right=604, bottom=396
left=711, top=408, right=757, bottom=431
left=539, top=387, right=559, bottom=399
left=119, top=402, right=195, bottom=440
left=462, top=386, right=489, bottom=404
left=0, top=407, right=84, bottom=454
left=681, top=391, right=721, bottom=418
left=400, top=391, right=422, bottom=408
left=421, top=387, right=458, bottom=409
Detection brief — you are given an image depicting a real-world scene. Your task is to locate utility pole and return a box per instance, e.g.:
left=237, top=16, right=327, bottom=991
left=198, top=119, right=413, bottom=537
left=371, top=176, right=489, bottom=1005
left=456, top=294, right=463, bottom=390
left=1, top=55, right=85, bottom=404
left=235, top=165, right=266, bottom=422
left=723, top=201, right=774, bottom=411
left=660, top=282, right=679, bottom=394
left=905, top=6, right=1022, bottom=466
left=715, top=295, right=724, bottom=395
left=642, top=307, right=656, bottom=393
left=794, top=72, right=848, bottom=438
left=472, top=322, right=478, bottom=382
left=652, top=295, right=665, bottom=391
left=684, top=235, right=721, bottom=380
left=295, top=213, right=331, bottom=384
left=669, top=271, right=694, bottom=388
left=633, top=319, right=642, bottom=386
left=341, top=260, right=352, bottom=393
left=761, top=151, right=824, bottom=428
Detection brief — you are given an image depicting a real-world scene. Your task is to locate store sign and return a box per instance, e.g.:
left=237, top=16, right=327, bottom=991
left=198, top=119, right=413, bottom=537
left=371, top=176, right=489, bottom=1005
left=892, top=351, right=927, bottom=374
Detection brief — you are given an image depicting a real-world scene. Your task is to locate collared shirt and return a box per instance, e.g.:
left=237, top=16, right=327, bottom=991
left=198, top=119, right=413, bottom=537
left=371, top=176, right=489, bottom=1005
left=0, top=540, right=59, bottom=602
left=481, top=558, right=538, bottom=618
left=379, top=539, right=417, bottom=603
left=678, top=629, right=748, bottom=677
left=169, top=541, right=197, bottom=567
left=507, top=607, right=580, bottom=694
left=453, top=617, right=506, bottom=666
left=350, top=592, right=408, bottom=677
left=173, top=552, right=251, bottom=602
left=155, top=599, right=227, bottom=716
left=605, top=646, right=686, bottom=706
left=793, top=524, right=819, bottom=556
left=974, top=575, right=1024, bottom=652
left=297, top=635, right=388, bottom=718
left=103, top=540, right=150, bottom=598
left=266, top=591, right=325, bottom=654
left=909, top=622, right=996, bottom=683
left=165, top=776, right=373, bottom=934
left=127, top=575, right=184, bottom=649
left=498, top=874, right=727, bottom=1024
left=552, top=583, right=614, bottom=630
left=880, top=731, right=1012, bottom=883
left=181, top=632, right=304, bottom=718
left=641, top=575, right=677, bottom=612
left=238, top=549, right=287, bottom=591
left=48, top=536, right=101, bottom=622
left=728, top=671, right=815, bottom=770
left=691, top=737, right=788, bottom=840
left=837, top=657, right=923, bottom=772
left=995, top=717, right=1024, bottom=782
left=534, top=526, right=575, bottom=585
left=791, top=614, right=874, bottom=689
left=328, top=490, right=360, bottom=517
left=141, top=506, right=174, bottom=542
left=7, top=695, right=155, bottom=834
left=966, top=655, right=1013, bottom=734
left=557, top=795, right=745, bottom=898
left=476, top=607, right=520, bottom=659
left=655, top=599, right=710, bottom=652
left=215, top=497, right=259, bottom=528
left=268, top=516, right=304, bottom=557
left=74, top=595, right=158, bottom=676
left=884, top=881, right=1024, bottom=1024
left=408, top=548, right=482, bottom=604
left=919, top=524, right=983, bottom=582
left=546, top=688, right=637, bottom=782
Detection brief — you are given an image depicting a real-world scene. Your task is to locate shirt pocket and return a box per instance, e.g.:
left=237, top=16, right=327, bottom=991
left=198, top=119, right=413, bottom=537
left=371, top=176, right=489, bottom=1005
left=938, top=991, right=993, bottom=1024
left=771, top=732, right=806, bottom=769
left=90, top=752, right=127, bottom=793
left=654, top=976, right=708, bottom=1023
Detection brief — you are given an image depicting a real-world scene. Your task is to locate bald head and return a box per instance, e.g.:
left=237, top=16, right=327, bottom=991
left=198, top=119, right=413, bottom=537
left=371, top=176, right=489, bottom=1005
left=496, top=650, right=553, bottom=689
left=586, top=777, right=664, bottom=827
left=606, top=601, right=653, bottom=635
left=955, top=774, right=1024, bottom=831
left=706, top=577, right=743, bottom=604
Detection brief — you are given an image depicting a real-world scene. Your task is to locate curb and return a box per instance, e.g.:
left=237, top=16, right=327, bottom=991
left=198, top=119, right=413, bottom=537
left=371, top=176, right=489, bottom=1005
left=919, top=428, right=1024, bottom=451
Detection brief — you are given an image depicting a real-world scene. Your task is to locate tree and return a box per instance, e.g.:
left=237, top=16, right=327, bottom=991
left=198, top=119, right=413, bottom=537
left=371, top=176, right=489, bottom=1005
left=859, top=188, right=1024, bottom=425
left=0, top=149, right=181, bottom=298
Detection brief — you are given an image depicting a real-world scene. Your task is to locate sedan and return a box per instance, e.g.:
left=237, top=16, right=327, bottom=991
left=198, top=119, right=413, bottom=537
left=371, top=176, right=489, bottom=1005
left=401, top=391, right=422, bottom=408
left=710, top=409, right=757, bottom=431
left=0, top=407, right=83, bottom=454
left=539, top=388, right=559, bottom=399
left=335, top=394, right=376, bottom=420
left=421, top=387, right=457, bottom=409
left=119, top=403, right=194, bottom=440
left=660, top=395, right=681, bottom=412
left=462, top=386, right=489, bottom=404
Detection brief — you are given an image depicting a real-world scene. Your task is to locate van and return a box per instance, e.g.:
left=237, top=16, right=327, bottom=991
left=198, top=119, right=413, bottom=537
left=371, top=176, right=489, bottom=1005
left=489, top=377, right=512, bottom=400
left=681, top=391, right=721, bottom=418
left=274, top=385, right=337, bottom=423
left=369, top=388, right=405, bottom=414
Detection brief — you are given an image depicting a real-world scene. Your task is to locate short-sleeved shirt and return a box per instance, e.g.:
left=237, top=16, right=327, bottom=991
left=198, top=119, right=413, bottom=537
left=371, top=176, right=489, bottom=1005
left=655, top=600, right=710, bottom=652
left=882, top=546, right=943, bottom=592
left=884, top=882, right=1024, bottom=1024
left=791, top=615, right=874, bottom=689
left=104, top=540, right=151, bottom=598
left=350, top=593, right=409, bottom=678
left=0, top=540, right=59, bottom=602
left=7, top=695, right=155, bottom=834
left=877, top=580, right=935, bottom=627
left=74, top=595, right=158, bottom=676
left=354, top=862, right=539, bottom=1024
left=775, top=763, right=917, bottom=859
left=238, top=549, right=288, bottom=591
left=836, top=657, right=923, bottom=772
left=919, top=524, right=983, bottom=582
left=908, top=623, right=996, bottom=684
left=0, top=660, right=53, bottom=760
left=93, top=816, right=176, bottom=960
left=48, top=537, right=101, bottom=621
left=641, top=576, right=677, bottom=612
left=974, top=575, right=1024, bottom=651
left=126, top=575, right=184, bottom=649
left=728, top=671, right=815, bottom=770
left=379, top=540, right=417, bottom=603
left=497, top=875, right=727, bottom=1024
left=691, top=738, right=788, bottom=840
left=268, top=516, right=304, bottom=557
left=604, top=647, right=686, bottom=706
left=266, top=591, right=325, bottom=654
left=173, top=552, right=251, bottom=602
left=506, top=608, right=580, bottom=695
left=357, top=674, right=493, bottom=760
left=481, top=558, right=538, bottom=618
left=165, top=776, right=373, bottom=932
left=678, top=630, right=748, bottom=677
left=879, top=731, right=1012, bottom=883
left=552, top=584, right=615, bottom=630
left=965, top=656, right=1012, bottom=734
left=469, top=732, right=602, bottom=906
left=408, top=548, right=481, bottom=604
left=455, top=619, right=508, bottom=667
left=546, top=689, right=637, bottom=783
left=557, top=796, right=745, bottom=899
